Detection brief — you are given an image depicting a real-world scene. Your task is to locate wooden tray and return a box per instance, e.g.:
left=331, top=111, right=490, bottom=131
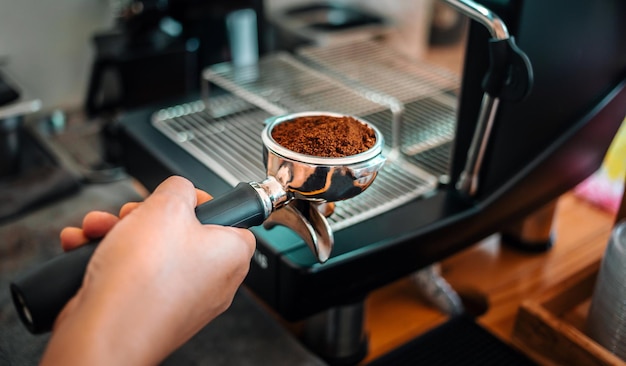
left=511, top=260, right=625, bottom=366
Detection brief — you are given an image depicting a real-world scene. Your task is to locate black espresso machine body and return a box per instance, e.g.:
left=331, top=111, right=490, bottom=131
left=117, top=0, right=626, bottom=322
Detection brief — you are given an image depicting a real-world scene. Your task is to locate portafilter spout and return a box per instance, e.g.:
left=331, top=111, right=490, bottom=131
left=10, top=111, right=386, bottom=334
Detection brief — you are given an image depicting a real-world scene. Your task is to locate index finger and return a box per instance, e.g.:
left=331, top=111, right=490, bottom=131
left=119, top=187, right=212, bottom=219
left=196, top=188, right=212, bottom=205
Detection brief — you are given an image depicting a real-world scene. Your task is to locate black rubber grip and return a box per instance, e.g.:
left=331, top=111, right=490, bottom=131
left=10, top=242, right=97, bottom=334
left=481, top=37, right=533, bottom=101
left=10, top=182, right=266, bottom=334
left=195, top=182, right=267, bottom=228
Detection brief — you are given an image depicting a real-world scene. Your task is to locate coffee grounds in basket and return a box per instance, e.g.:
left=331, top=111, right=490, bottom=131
left=271, top=115, right=376, bottom=157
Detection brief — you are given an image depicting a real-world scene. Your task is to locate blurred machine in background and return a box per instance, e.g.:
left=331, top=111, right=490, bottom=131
left=0, top=70, right=80, bottom=224
left=85, top=0, right=267, bottom=116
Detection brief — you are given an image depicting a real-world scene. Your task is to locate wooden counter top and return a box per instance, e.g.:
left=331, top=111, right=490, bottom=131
left=363, top=192, right=617, bottom=364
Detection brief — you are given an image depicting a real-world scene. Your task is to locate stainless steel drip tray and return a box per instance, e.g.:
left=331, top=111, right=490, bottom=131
left=152, top=95, right=438, bottom=232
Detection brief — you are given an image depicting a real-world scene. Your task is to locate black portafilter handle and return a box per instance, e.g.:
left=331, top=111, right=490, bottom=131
left=10, top=183, right=267, bottom=334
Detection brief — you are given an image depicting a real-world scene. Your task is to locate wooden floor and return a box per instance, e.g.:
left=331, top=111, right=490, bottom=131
left=362, top=192, right=618, bottom=364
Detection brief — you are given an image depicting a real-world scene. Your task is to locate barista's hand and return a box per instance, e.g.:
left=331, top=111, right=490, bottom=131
left=41, top=176, right=256, bottom=366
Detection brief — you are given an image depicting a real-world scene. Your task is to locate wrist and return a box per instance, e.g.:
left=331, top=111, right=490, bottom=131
left=42, top=281, right=172, bottom=366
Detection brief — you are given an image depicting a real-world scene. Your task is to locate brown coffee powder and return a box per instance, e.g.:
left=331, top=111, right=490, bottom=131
left=271, top=115, right=376, bottom=157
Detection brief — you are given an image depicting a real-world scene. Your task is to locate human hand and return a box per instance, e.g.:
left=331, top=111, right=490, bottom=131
left=41, top=176, right=256, bottom=366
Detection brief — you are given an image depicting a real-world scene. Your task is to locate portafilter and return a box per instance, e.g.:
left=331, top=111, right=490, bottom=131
left=10, top=111, right=386, bottom=334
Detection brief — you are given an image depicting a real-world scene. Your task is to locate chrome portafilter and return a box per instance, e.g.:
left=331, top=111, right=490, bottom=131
left=10, top=111, right=385, bottom=334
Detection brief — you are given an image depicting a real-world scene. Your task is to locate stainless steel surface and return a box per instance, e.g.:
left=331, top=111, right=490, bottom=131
left=456, top=95, right=500, bottom=196
left=303, top=300, right=367, bottom=361
left=249, top=178, right=283, bottom=218
left=259, top=111, right=386, bottom=262
left=153, top=98, right=270, bottom=185
left=203, top=52, right=396, bottom=117
left=297, top=40, right=459, bottom=103
left=265, top=200, right=334, bottom=263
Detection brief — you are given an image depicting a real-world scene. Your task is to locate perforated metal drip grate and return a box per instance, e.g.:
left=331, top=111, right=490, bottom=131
left=363, top=95, right=457, bottom=156
left=152, top=98, right=270, bottom=185
left=203, top=52, right=394, bottom=118
left=154, top=45, right=459, bottom=232
left=297, top=39, right=460, bottom=104
left=409, top=141, right=453, bottom=178
left=297, top=39, right=459, bottom=160
left=152, top=96, right=437, bottom=232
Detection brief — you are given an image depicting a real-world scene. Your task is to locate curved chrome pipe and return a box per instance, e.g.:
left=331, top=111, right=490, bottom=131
left=441, top=0, right=509, bottom=40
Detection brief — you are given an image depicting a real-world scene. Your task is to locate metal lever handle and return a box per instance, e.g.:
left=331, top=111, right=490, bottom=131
left=10, top=182, right=268, bottom=334
left=441, top=0, right=533, bottom=197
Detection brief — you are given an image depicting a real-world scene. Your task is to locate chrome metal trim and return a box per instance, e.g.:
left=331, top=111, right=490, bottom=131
left=441, top=0, right=509, bottom=40
left=456, top=95, right=500, bottom=196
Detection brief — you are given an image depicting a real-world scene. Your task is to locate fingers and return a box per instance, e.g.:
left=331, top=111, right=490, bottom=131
left=60, top=176, right=213, bottom=252
left=82, top=211, right=120, bottom=239
left=156, top=176, right=198, bottom=203
left=141, top=176, right=198, bottom=214
left=60, top=211, right=120, bottom=251
left=195, top=189, right=212, bottom=205
left=153, top=176, right=212, bottom=206
left=231, top=227, right=256, bottom=259
left=119, top=188, right=211, bottom=219
left=120, top=177, right=212, bottom=219
left=202, top=225, right=256, bottom=259
left=228, top=227, right=256, bottom=253
left=139, top=177, right=216, bottom=223
left=120, top=202, right=140, bottom=219
left=60, top=227, right=89, bottom=251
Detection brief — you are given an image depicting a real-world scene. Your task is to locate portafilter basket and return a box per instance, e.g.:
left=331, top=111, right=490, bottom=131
left=262, top=111, right=385, bottom=202
left=10, top=111, right=386, bottom=334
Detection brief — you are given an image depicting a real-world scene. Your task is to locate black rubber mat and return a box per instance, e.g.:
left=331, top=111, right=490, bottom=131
left=366, top=315, right=537, bottom=366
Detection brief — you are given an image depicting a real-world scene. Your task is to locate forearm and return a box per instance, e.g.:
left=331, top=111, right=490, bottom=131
left=40, top=279, right=178, bottom=366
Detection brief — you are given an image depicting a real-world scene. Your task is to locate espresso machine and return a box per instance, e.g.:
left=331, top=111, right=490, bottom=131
left=10, top=0, right=626, bottom=364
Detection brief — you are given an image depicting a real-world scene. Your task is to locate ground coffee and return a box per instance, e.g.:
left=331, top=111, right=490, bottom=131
left=271, top=115, right=376, bottom=157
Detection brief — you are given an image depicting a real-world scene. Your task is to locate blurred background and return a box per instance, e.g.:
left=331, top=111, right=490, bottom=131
left=0, top=0, right=461, bottom=111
